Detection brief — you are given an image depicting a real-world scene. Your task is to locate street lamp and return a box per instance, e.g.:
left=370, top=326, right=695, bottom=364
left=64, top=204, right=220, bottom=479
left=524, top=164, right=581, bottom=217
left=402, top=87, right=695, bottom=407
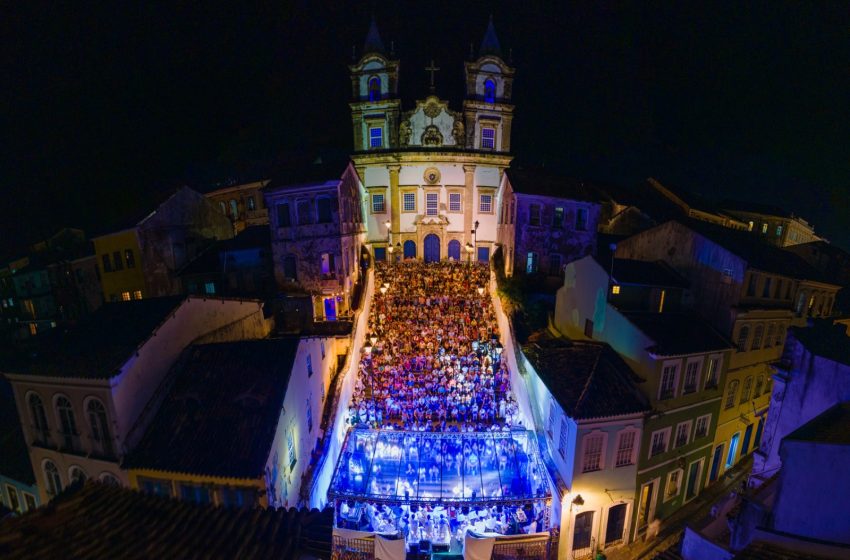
left=471, top=220, right=480, bottom=264
left=370, top=333, right=378, bottom=346
left=477, top=286, right=485, bottom=296
left=363, top=342, right=373, bottom=354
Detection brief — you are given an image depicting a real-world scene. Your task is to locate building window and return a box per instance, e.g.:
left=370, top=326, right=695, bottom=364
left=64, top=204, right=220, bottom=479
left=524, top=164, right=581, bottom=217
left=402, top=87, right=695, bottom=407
left=746, top=274, right=757, bottom=296
left=321, top=340, right=326, bottom=359
left=180, top=483, right=211, bottom=504
left=87, top=399, right=113, bottom=457
left=615, top=430, right=636, bottom=467
left=56, top=396, right=78, bottom=451
left=484, top=78, right=496, bottom=103
left=761, top=223, right=768, bottom=234
left=287, top=428, right=297, bottom=471
left=69, top=466, right=87, bottom=484
left=371, top=193, right=385, bottom=213
left=44, top=461, right=62, bottom=497
left=125, top=249, right=135, bottom=268
left=369, top=127, right=383, bottom=148
left=581, top=434, right=605, bottom=473
left=247, top=196, right=256, bottom=211
left=751, top=324, right=764, bottom=350
left=23, top=492, right=36, bottom=511
left=747, top=220, right=754, bottom=231
left=740, top=376, right=753, bottom=404
left=140, top=477, right=171, bottom=497
left=558, top=418, right=569, bottom=459
left=694, top=414, right=711, bottom=439
left=575, top=207, right=588, bottom=231
left=649, top=429, right=669, bottom=458
left=219, top=201, right=227, bottom=215
left=479, top=194, right=493, bottom=213
left=277, top=203, right=291, bottom=227
left=28, top=393, right=49, bottom=444
left=204, top=282, right=215, bottom=295
left=664, top=469, right=682, bottom=501
left=548, top=254, right=562, bottom=276
left=725, top=380, right=740, bottom=409
left=553, top=207, right=564, bottom=228
left=762, top=277, right=772, bottom=298
left=736, top=326, right=750, bottom=351
left=5, top=484, right=20, bottom=513
left=368, top=76, right=381, bottom=101
left=546, top=402, right=556, bottom=437
left=284, top=255, right=297, bottom=280
left=683, top=360, right=700, bottom=394
left=426, top=192, right=439, bottom=216
left=481, top=127, right=495, bottom=149
left=306, top=397, right=313, bottom=433
left=726, top=433, right=740, bottom=468
left=704, top=357, right=719, bottom=388
left=526, top=252, right=538, bottom=274
left=611, top=284, right=621, bottom=295
left=403, top=192, right=416, bottom=212
left=659, top=363, right=678, bottom=400
left=112, top=251, right=123, bottom=271
left=753, top=376, right=764, bottom=398
left=674, top=421, right=691, bottom=448
left=764, top=324, right=775, bottom=348
left=121, top=291, right=131, bottom=301
left=448, top=192, right=462, bottom=212
left=321, top=253, right=335, bottom=277
left=133, top=290, right=142, bottom=300
left=316, top=197, right=332, bottom=223
left=297, top=200, right=313, bottom=225
left=529, top=204, right=541, bottom=226
left=306, top=354, right=313, bottom=377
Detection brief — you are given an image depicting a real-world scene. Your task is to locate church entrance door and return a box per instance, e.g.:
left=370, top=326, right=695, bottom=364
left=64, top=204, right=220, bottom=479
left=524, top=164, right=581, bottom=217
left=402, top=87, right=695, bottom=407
left=448, top=239, right=461, bottom=261
left=424, top=234, right=441, bottom=263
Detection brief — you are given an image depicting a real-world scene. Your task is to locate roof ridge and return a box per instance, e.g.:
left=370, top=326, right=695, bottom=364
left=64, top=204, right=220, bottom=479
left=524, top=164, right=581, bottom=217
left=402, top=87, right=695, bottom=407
left=573, top=345, right=604, bottom=414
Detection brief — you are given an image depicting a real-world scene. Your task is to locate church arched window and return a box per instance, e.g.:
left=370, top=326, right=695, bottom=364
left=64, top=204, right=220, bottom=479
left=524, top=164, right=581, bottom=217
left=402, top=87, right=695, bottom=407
left=368, top=76, right=381, bottom=101
left=484, top=79, right=496, bottom=103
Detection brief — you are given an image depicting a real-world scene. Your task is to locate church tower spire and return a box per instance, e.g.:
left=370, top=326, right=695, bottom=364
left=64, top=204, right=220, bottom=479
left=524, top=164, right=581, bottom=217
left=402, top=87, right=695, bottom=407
left=479, top=15, right=502, bottom=57
left=363, top=15, right=386, bottom=55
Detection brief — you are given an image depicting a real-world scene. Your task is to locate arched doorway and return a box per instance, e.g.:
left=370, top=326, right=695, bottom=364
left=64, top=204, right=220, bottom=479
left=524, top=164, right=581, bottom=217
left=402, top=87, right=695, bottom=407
left=424, top=234, right=441, bottom=263
left=403, top=240, right=416, bottom=260
left=448, top=239, right=461, bottom=261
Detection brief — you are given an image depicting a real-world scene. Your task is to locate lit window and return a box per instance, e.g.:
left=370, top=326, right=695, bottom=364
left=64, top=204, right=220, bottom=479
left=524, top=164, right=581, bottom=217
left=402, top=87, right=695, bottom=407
left=369, top=127, right=383, bottom=148
left=371, top=193, right=385, bottom=213
left=247, top=196, right=256, bottom=211
left=581, top=434, right=604, bottom=473
left=125, top=249, right=135, bottom=268
left=776, top=225, right=783, bottom=236
left=121, top=292, right=131, bottom=301
left=526, top=252, right=538, bottom=274
left=321, top=253, right=335, bottom=276
left=426, top=192, right=439, bottom=216
left=665, top=469, right=682, bottom=500
left=133, top=290, right=143, bottom=300
left=481, top=127, right=495, bottom=149
left=29, top=323, right=37, bottom=336
left=306, top=354, right=313, bottom=376
left=449, top=192, right=462, bottom=212
left=553, top=207, right=564, bottom=228
left=368, top=76, right=381, bottom=101
left=726, top=433, right=740, bottom=468
left=484, top=79, right=496, bottom=103
left=748, top=221, right=754, bottom=231
left=611, top=285, right=621, bottom=295
left=287, top=428, right=297, bottom=471
left=761, top=223, right=768, bottom=234
left=403, top=192, right=416, bottom=212
left=204, top=282, right=215, bottom=295
left=306, top=396, right=313, bottom=432
left=479, top=194, right=493, bottom=213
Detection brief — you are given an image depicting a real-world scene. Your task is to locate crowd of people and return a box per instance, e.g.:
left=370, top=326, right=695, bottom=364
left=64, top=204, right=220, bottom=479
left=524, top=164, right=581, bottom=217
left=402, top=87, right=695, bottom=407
left=348, top=261, right=520, bottom=432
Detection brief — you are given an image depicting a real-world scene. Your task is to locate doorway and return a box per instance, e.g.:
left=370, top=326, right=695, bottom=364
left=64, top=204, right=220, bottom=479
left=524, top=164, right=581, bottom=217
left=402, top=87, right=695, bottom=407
left=709, top=444, right=723, bottom=483
left=448, top=239, right=461, bottom=261
left=403, top=240, right=416, bottom=260
left=637, top=479, right=657, bottom=531
left=605, top=503, right=627, bottom=547
left=323, top=297, right=337, bottom=321
left=424, top=234, right=440, bottom=263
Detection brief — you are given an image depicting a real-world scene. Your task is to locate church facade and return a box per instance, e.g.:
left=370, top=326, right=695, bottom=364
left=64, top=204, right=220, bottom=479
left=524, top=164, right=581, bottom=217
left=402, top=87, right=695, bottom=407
left=349, top=18, right=515, bottom=265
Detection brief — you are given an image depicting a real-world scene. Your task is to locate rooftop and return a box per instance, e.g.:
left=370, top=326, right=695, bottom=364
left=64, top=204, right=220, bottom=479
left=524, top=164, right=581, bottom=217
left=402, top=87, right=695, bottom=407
left=522, top=337, right=649, bottom=421
left=264, top=158, right=353, bottom=193
left=505, top=168, right=602, bottom=203
left=790, top=319, right=850, bottom=366
left=0, top=481, right=333, bottom=560
left=125, top=338, right=299, bottom=479
left=604, top=257, right=689, bottom=288
left=622, top=311, right=734, bottom=357
left=720, top=199, right=796, bottom=219
left=2, top=297, right=185, bottom=379
left=179, top=226, right=271, bottom=277
left=784, top=401, right=850, bottom=446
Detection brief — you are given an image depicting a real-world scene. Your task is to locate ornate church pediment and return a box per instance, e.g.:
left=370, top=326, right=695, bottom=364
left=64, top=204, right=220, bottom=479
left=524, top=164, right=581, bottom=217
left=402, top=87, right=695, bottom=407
left=399, top=95, right=464, bottom=148
left=414, top=214, right=450, bottom=226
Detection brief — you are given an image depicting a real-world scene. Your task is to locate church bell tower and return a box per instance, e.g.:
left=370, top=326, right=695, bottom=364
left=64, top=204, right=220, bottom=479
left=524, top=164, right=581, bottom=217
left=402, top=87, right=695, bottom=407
left=463, top=17, right=515, bottom=153
left=349, top=17, right=401, bottom=152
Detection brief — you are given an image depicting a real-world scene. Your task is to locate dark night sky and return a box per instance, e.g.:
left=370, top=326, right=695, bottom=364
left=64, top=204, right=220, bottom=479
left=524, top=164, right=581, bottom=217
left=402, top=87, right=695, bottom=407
left=2, top=1, right=849, bottom=257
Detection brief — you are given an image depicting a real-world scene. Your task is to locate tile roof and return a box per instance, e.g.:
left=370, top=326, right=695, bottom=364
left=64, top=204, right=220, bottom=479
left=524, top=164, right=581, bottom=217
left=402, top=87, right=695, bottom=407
left=604, top=257, right=689, bottom=288
left=506, top=168, right=602, bottom=203
left=0, top=481, right=333, bottom=559
left=675, top=218, right=833, bottom=283
left=522, top=337, right=649, bottom=421
left=125, top=338, right=299, bottom=479
left=784, top=401, right=850, bottom=446
left=732, top=540, right=835, bottom=559
left=0, top=378, right=35, bottom=485
left=3, top=297, right=185, bottom=379
left=790, top=320, right=850, bottom=366
left=621, top=311, right=735, bottom=356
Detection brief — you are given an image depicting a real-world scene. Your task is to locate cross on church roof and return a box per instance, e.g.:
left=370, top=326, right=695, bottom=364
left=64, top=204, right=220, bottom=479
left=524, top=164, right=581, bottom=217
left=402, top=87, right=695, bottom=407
left=425, top=59, right=440, bottom=92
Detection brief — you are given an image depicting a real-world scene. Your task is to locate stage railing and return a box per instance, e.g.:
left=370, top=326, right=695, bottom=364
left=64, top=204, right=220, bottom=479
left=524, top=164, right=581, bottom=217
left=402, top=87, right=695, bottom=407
left=331, top=535, right=375, bottom=560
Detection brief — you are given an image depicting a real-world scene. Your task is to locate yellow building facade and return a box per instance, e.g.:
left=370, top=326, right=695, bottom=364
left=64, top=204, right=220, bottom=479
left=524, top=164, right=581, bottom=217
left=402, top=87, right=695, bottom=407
left=92, top=229, right=145, bottom=303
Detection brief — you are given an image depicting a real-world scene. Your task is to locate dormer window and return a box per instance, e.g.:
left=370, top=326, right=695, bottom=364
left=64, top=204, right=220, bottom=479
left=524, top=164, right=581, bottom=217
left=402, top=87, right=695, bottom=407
left=369, top=127, right=383, bottom=148
left=481, top=127, right=495, bottom=149
left=484, top=79, right=496, bottom=103
left=368, top=76, right=381, bottom=101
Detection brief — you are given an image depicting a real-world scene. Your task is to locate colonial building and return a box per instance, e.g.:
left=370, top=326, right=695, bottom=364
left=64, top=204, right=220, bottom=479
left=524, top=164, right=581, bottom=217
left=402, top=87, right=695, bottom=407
left=521, top=336, right=650, bottom=558
left=496, top=168, right=601, bottom=281
left=93, top=186, right=233, bottom=303
left=204, top=179, right=270, bottom=235
left=127, top=335, right=347, bottom=509
left=720, top=200, right=821, bottom=247
left=614, top=219, right=841, bottom=480
left=554, top=255, right=735, bottom=541
left=264, top=161, right=366, bottom=321
left=350, top=18, right=513, bottom=266
left=3, top=296, right=271, bottom=503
